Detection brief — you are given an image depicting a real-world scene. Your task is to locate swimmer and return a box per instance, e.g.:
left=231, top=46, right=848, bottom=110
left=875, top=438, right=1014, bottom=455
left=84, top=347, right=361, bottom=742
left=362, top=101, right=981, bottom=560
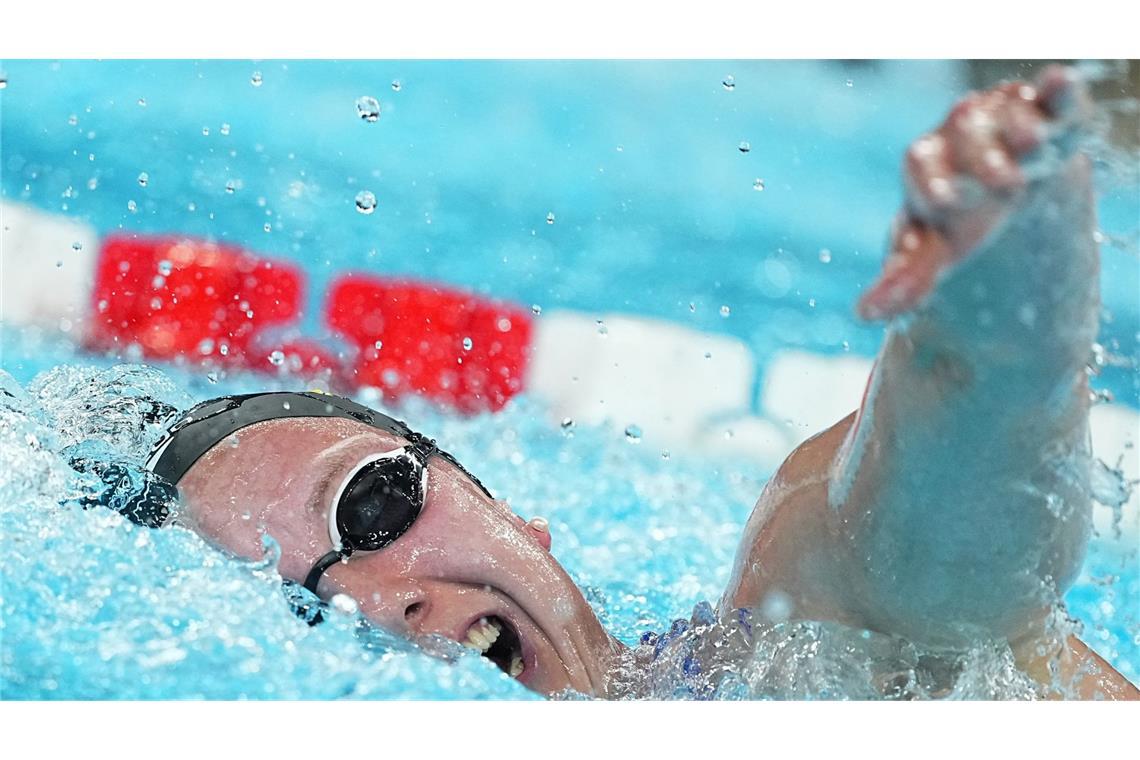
left=78, top=67, right=1140, bottom=698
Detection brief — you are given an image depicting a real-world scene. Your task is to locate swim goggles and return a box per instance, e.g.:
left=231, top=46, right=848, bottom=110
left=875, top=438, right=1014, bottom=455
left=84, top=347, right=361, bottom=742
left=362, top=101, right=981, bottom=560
left=144, top=390, right=494, bottom=598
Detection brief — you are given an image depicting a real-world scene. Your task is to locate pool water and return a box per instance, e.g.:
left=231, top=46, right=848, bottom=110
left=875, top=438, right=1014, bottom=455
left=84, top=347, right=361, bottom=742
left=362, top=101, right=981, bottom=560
left=1, top=60, right=1137, bottom=699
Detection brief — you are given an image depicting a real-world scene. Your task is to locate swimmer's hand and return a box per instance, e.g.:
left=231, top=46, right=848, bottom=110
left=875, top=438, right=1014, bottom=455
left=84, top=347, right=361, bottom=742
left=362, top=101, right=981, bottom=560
left=857, top=65, right=1094, bottom=321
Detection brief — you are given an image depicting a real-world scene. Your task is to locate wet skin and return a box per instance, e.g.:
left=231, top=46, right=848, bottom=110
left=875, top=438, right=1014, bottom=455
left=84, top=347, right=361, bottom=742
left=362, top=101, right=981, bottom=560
left=177, top=416, right=625, bottom=696
left=177, top=67, right=1136, bottom=699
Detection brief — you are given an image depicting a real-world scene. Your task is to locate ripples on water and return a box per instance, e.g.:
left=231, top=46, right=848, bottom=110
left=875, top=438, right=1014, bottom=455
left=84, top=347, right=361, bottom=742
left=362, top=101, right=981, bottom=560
left=2, top=362, right=1134, bottom=699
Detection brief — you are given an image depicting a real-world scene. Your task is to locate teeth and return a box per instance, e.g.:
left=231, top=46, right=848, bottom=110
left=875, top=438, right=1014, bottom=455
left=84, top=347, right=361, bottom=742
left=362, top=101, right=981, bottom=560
left=462, top=617, right=501, bottom=653
left=509, top=655, right=524, bottom=677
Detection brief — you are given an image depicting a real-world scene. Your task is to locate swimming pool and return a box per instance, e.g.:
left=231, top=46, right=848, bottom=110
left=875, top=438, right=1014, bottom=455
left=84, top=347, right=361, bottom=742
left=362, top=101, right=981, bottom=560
left=2, top=60, right=1137, bottom=699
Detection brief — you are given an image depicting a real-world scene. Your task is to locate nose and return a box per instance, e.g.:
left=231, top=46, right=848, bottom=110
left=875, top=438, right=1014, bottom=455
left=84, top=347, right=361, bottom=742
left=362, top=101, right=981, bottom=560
left=357, top=580, right=430, bottom=634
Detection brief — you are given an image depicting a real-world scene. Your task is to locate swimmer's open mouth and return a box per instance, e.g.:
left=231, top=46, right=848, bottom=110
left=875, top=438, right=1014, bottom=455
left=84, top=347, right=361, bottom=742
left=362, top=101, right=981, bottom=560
left=462, top=615, right=524, bottom=678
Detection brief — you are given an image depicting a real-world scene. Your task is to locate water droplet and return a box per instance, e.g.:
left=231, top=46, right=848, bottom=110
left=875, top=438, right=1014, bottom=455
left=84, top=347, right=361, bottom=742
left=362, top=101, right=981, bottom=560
left=546, top=211, right=556, bottom=225
left=560, top=417, right=575, bottom=432
left=704, top=351, right=712, bottom=359
left=55, top=260, right=63, bottom=268
left=197, top=338, right=215, bottom=355
left=268, top=350, right=285, bottom=367
left=355, top=95, right=381, bottom=122
left=225, top=179, right=236, bottom=194
left=845, top=79, right=854, bottom=88
left=137, top=172, right=149, bottom=187
left=282, top=401, right=291, bottom=411
left=137, top=97, right=146, bottom=107
left=71, top=241, right=83, bottom=251
left=391, top=80, right=402, bottom=92
left=738, top=141, right=751, bottom=154
left=661, top=450, right=670, bottom=460
left=624, top=424, right=643, bottom=444
left=127, top=199, right=137, bottom=213
left=462, top=337, right=473, bottom=351
left=201, top=126, right=210, bottom=136
left=68, top=114, right=78, bottom=126
left=719, top=305, right=731, bottom=318
left=250, top=71, right=263, bottom=87
left=596, top=320, right=608, bottom=336
left=355, top=190, right=377, bottom=214
left=263, top=222, right=271, bottom=233
left=752, top=178, right=765, bottom=191
left=689, top=302, right=696, bottom=313
left=157, top=260, right=173, bottom=276
left=722, top=74, right=735, bottom=91
left=330, top=594, right=359, bottom=616
left=374, top=340, right=383, bottom=350
left=0, top=77, right=7, bottom=90
left=206, top=371, right=220, bottom=384
left=220, top=122, right=231, bottom=136
left=531, top=304, right=542, bottom=316
left=219, top=343, right=230, bottom=357
left=818, top=248, right=832, bottom=264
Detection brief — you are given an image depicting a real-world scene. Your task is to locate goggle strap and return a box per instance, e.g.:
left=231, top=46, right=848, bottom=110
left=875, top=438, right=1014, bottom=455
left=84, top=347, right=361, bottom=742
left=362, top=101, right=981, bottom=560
left=303, top=548, right=349, bottom=596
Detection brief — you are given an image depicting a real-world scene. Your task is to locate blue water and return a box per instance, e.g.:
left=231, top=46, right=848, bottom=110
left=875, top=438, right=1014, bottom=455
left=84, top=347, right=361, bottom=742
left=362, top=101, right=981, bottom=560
left=1, top=60, right=1137, bottom=699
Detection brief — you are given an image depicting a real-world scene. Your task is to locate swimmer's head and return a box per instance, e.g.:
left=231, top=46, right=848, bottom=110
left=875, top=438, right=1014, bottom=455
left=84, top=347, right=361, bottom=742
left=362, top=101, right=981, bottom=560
left=151, top=392, right=620, bottom=696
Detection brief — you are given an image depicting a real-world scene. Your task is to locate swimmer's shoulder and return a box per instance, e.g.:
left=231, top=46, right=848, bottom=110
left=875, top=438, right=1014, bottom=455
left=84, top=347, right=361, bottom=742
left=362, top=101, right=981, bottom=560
left=765, top=411, right=855, bottom=497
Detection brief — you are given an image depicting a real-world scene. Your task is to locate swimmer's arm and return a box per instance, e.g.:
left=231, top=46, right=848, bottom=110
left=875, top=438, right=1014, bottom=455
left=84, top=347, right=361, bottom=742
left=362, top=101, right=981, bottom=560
left=1014, top=635, right=1140, bottom=700
left=827, top=69, right=1104, bottom=651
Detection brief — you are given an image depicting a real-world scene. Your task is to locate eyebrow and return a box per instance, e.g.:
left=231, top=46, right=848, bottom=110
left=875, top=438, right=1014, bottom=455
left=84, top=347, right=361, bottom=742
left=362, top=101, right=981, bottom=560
left=303, top=443, right=366, bottom=521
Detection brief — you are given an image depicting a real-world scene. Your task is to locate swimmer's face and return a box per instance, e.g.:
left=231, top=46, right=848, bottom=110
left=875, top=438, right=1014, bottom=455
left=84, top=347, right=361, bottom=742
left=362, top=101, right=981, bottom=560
left=176, top=417, right=619, bottom=696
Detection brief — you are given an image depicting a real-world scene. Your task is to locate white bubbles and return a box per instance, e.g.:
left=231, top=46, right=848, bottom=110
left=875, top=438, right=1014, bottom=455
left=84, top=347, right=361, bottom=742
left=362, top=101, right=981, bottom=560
left=845, top=78, right=854, bottom=88
left=546, top=211, right=556, bottom=225
left=355, top=95, right=381, bottom=123
left=330, top=594, right=359, bottom=616
left=127, top=199, right=138, bottom=213
left=220, top=123, right=231, bottom=136
left=268, top=350, right=285, bottom=367
left=752, top=178, right=765, bottom=192
left=157, top=260, right=173, bottom=276
left=719, top=305, right=731, bottom=318
left=250, top=71, right=263, bottom=87
left=722, top=74, right=735, bottom=91
left=738, top=141, right=751, bottom=154
left=68, top=114, right=78, bottom=126
left=818, top=248, right=832, bottom=264
left=355, top=190, right=378, bottom=214
left=624, top=424, right=643, bottom=444
left=137, top=172, right=149, bottom=188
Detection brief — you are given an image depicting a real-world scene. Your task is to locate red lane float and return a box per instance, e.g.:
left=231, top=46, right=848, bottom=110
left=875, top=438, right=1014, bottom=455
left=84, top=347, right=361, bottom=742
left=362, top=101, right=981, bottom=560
left=82, top=232, right=532, bottom=413
left=88, top=234, right=305, bottom=366
left=327, top=275, right=533, bottom=413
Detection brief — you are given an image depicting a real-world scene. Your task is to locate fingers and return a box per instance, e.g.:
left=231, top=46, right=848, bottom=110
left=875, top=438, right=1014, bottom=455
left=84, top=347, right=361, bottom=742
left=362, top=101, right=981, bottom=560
left=1035, top=64, right=1092, bottom=124
left=856, top=217, right=956, bottom=322
left=944, top=89, right=1025, bottom=193
left=904, top=133, right=959, bottom=218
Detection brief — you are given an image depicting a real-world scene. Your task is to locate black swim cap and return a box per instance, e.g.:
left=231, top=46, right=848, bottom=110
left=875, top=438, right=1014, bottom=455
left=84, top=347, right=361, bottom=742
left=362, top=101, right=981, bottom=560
left=144, top=391, right=492, bottom=497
